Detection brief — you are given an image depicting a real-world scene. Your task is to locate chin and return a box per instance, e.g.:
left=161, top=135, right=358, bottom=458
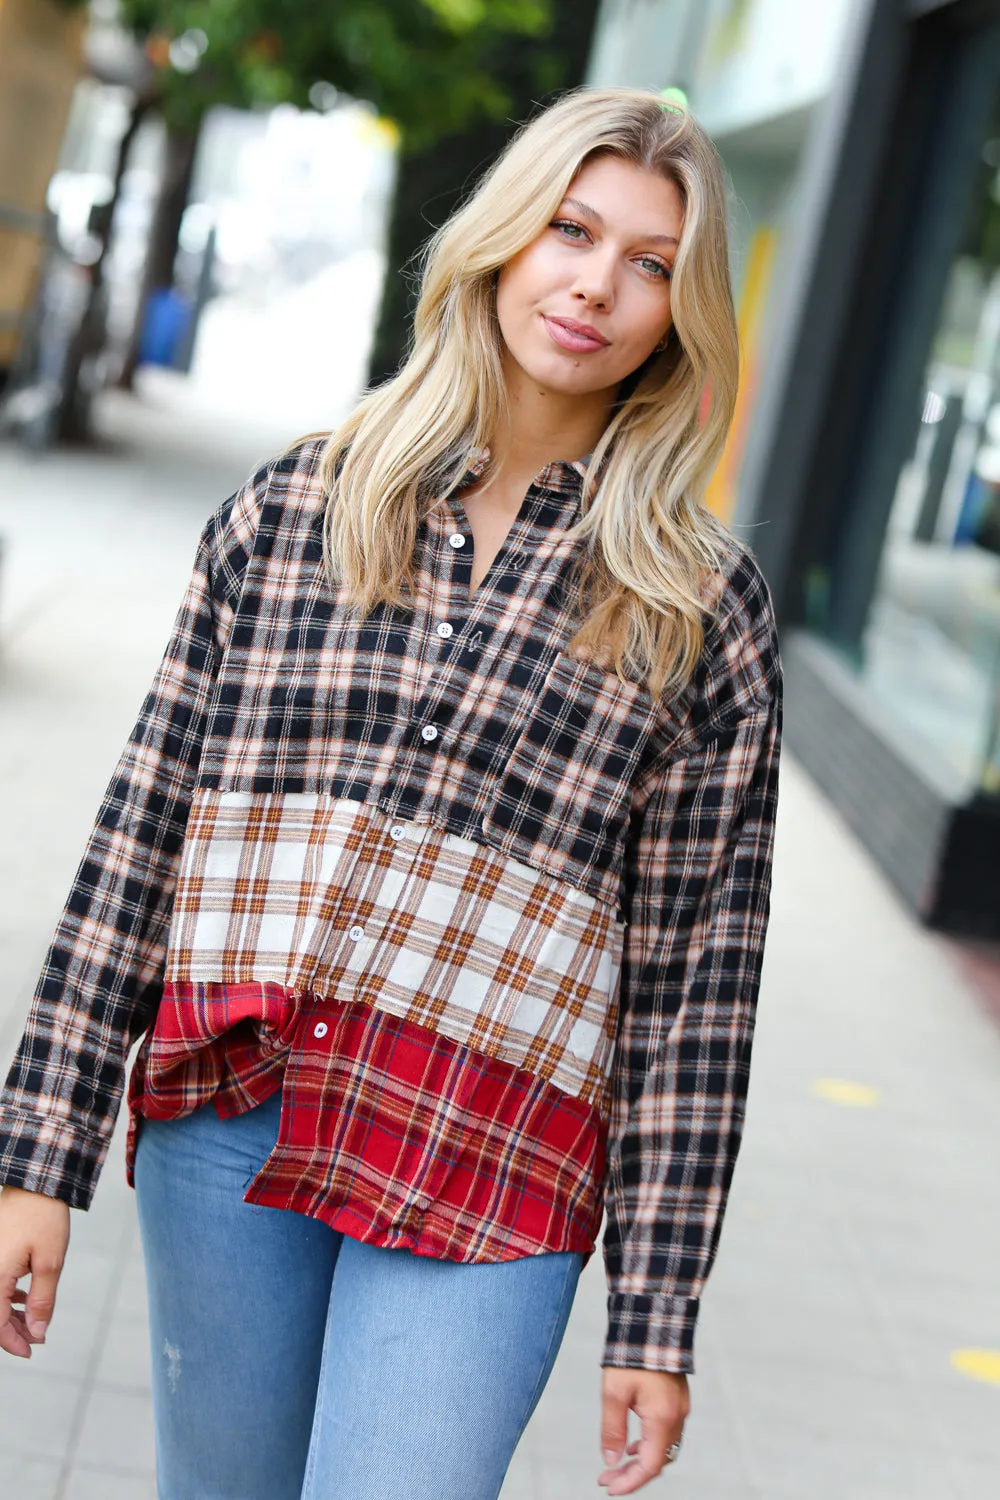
left=519, top=349, right=613, bottom=397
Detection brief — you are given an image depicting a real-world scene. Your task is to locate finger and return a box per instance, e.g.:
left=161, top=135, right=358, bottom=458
left=600, top=1387, right=629, bottom=1468
left=0, top=1270, right=29, bottom=1358
left=602, top=1453, right=661, bottom=1496
left=8, top=1307, right=46, bottom=1345
left=7, top=1292, right=44, bottom=1341
left=604, top=1419, right=673, bottom=1496
left=0, top=1298, right=31, bottom=1359
left=0, top=1269, right=17, bottom=1320
left=0, top=1326, right=31, bottom=1357
left=24, top=1255, right=63, bottom=1342
left=603, top=1459, right=654, bottom=1495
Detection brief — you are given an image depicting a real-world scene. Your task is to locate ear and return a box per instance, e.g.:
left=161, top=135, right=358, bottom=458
left=616, top=329, right=680, bottom=404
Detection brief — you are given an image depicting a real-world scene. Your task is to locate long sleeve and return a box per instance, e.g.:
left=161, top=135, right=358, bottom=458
left=0, top=478, right=259, bottom=1208
left=602, top=565, right=782, bottom=1375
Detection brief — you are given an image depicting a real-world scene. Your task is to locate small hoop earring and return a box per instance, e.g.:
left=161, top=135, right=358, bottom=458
left=654, top=335, right=669, bottom=354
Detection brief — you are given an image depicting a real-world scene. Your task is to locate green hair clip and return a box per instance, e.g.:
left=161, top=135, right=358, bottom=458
left=659, top=86, right=689, bottom=113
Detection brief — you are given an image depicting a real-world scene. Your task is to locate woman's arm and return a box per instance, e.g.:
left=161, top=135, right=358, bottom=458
left=596, top=553, right=781, bottom=1495
left=0, top=472, right=260, bottom=1210
left=602, top=574, right=783, bottom=1379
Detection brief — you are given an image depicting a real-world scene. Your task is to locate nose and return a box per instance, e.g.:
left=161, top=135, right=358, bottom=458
left=570, top=247, right=615, bottom=311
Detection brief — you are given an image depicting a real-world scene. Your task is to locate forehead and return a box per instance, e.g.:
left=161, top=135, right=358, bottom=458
left=563, top=155, right=685, bottom=240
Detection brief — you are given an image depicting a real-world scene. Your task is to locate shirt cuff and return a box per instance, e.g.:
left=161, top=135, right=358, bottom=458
left=0, top=1106, right=107, bottom=1209
left=602, top=1290, right=700, bottom=1374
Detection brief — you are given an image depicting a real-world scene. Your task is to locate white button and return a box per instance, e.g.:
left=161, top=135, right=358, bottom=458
left=448, top=533, right=466, bottom=549
left=389, top=825, right=405, bottom=841
left=436, top=621, right=453, bottom=638
left=420, top=725, right=438, bottom=742
left=348, top=924, right=365, bottom=941
left=313, top=1021, right=328, bottom=1039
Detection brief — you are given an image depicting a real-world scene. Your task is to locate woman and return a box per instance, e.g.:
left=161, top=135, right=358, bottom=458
left=0, top=87, right=781, bottom=1499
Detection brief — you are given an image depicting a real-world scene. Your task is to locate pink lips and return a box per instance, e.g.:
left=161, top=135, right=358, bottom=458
left=543, top=315, right=611, bottom=353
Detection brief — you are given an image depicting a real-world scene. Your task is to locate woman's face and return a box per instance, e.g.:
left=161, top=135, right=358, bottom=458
left=495, top=154, right=684, bottom=400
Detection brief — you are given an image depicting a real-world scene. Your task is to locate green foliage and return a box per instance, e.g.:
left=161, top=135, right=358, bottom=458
left=113, top=0, right=553, bottom=144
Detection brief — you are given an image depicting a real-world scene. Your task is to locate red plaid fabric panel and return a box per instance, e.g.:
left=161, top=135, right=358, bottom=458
left=126, top=983, right=605, bottom=1266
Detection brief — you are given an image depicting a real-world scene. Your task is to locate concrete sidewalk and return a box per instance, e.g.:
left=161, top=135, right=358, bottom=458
left=1, top=379, right=999, bottom=1499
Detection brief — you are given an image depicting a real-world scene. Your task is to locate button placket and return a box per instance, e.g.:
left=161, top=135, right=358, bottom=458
left=415, top=502, right=501, bottom=743
left=404, top=491, right=566, bottom=775
left=393, top=515, right=472, bottom=768
left=385, top=820, right=430, bottom=868
left=439, top=488, right=574, bottom=693
left=313, top=907, right=374, bottom=991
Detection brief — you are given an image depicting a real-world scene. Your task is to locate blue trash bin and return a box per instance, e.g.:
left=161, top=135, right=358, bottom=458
left=139, top=287, right=193, bottom=368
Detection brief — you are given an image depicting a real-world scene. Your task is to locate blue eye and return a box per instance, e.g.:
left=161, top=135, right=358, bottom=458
left=638, top=256, right=672, bottom=281
left=551, top=219, right=588, bottom=240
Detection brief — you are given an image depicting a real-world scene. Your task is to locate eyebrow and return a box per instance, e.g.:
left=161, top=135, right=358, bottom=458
left=561, top=196, right=680, bottom=249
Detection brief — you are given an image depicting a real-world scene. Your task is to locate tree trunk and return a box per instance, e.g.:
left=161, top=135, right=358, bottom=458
left=368, top=0, right=603, bottom=386
left=56, top=94, right=152, bottom=443
left=117, top=118, right=200, bottom=391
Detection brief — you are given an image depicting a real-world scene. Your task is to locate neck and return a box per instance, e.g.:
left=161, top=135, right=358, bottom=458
left=490, top=349, right=615, bottom=481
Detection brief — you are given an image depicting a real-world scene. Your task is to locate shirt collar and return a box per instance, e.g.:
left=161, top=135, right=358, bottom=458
left=462, top=445, right=592, bottom=495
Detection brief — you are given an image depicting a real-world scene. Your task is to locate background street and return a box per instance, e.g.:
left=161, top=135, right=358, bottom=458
left=1, top=373, right=999, bottom=1499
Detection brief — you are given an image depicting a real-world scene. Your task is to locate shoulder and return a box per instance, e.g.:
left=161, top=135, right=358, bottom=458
left=204, top=436, right=329, bottom=598
left=691, top=529, right=782, bottom=728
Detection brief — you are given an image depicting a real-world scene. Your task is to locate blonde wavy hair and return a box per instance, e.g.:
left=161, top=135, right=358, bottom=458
left=319, top=86, right=739, bottom=699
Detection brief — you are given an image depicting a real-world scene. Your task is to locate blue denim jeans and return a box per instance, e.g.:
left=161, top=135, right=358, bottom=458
left=133, top=1089, right=583, bottom=1500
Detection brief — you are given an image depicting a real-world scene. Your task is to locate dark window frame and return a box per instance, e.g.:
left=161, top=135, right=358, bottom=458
left=746, top=0, right=1000, bottom=652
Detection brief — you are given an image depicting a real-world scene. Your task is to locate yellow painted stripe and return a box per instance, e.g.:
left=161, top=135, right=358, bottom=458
left=704, top=226, right=779, bottom=522
left=951, top=1349, right=1000, bottom=1385
left=810, top=1077, right=881, bottom=1108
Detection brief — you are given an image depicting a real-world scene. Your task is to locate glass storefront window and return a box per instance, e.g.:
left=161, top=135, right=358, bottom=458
left=859, top=91, right=1000, bottom=794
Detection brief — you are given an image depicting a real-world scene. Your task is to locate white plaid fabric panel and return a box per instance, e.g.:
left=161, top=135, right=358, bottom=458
left=166, top=791, right=624, bottom=1107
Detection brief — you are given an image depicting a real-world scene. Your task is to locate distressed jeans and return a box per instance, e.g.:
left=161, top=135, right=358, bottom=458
left=133, top=1089, right=583, bottom=1500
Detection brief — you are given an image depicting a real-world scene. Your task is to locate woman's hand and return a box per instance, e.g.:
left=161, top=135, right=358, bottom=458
left=0, top=1185, right=70, bottom=1358
left=598, top=1367, right=689, bottom=1494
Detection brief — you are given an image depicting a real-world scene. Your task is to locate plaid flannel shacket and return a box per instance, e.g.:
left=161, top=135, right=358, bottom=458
left=0, top=438, right=782, bottom=1374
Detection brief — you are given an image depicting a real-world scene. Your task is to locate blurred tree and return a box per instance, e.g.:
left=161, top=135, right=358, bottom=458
left=368, top=0, right=602, bottom=382
left=111, top=0, right=554, bottom=387
left=115, top=0, right=553, bottom=144
left=55, top=1, right=603, bottom=428
left=54, top=0, right=553, bottom=402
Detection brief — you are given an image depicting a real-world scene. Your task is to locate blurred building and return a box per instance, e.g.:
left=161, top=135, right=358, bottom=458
left=590, top=0, right=1000, bottom=936
left=0, top=0, right=86, bottom=382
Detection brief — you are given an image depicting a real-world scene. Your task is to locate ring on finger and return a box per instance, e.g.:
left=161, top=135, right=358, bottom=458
left=666, top=1439, right=682, bottom=1464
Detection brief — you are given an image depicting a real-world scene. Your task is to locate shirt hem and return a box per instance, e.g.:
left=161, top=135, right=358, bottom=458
left=243, top=1180, right=599, bottom=1267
